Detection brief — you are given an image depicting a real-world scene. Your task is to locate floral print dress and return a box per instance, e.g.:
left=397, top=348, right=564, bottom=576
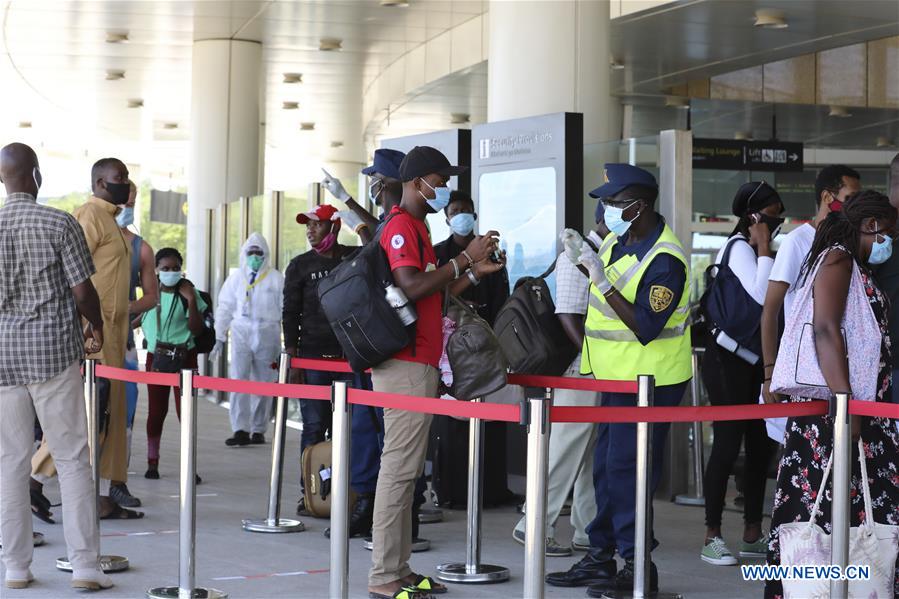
left=765, top=263, right=899, bottom=599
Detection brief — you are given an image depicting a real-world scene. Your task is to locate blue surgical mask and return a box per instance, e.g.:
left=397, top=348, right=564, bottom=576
left=116, top=206, right=134, bottom=227
left=420, top=178, right=451, bottom=213
left=603, top=200, right=641, bottom=237
left=869, top=227, right=893, bottom=265
left=449, top=213, right=475, bottom=236
left=159, top=271, right=182, bottom=287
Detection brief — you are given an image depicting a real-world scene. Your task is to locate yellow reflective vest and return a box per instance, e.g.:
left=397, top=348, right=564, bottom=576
left=580, top=223, right=692, bottom=386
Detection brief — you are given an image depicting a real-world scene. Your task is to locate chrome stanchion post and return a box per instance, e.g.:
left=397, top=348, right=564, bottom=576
left=57, top=359, right=129, bottom=573
left=602, top=375, right=680, bottom=599
left=830, top=392, right=851, bottom=599
left=675, top=348, right=705, bottom=506
left=523, top=388, right=552, bottom=599
left=329, top=381, right=351, bottom=599
left=147, top=369, right=226, bottom=599
left=243, top=353, right=304, bottom=533
left=436, top=398, right=510, bottom=584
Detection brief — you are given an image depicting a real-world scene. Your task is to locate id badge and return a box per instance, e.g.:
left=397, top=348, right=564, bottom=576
left=242, top=300, right=250, bottom=318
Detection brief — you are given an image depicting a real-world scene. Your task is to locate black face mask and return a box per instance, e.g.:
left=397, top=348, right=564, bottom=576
left=105, top=181, right=131, bottom=205
left=758, top=214, right=785, bottom=239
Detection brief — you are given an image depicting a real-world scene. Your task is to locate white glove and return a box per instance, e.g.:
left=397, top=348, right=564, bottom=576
left=321, top=168, right=351, bottom=202
left=560, top=228, right=584, bottom=264
left=209, top=340, right=224, bottom=361
left=335, top=210, right=366, bottom=234
left=578, top=242, right=611, bottom=294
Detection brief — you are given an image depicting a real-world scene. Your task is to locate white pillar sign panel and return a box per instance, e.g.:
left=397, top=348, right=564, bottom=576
left=186, top=39, right=263, bottom=286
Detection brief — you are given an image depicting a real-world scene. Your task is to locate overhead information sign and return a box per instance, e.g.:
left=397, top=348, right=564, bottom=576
left=693, top=138, right=803, bottom=172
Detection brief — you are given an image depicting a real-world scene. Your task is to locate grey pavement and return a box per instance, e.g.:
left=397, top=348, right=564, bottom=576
left=3, top=390, right=764, bottom=598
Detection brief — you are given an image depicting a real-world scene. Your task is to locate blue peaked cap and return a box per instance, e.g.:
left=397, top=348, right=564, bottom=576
left=361, top=148, right=406, bottom=179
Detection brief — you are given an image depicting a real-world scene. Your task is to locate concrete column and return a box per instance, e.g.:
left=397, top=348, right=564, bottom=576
left=186, top=39, right=263, bottom=286
left=487, top=0, right=619, bottom=145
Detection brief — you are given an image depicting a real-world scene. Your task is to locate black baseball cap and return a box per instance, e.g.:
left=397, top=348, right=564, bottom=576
left=398, top=146, right=467, bottom=182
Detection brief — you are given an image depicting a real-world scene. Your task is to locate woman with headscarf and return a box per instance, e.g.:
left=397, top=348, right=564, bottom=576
left=700, top=181, right=784, bottom=567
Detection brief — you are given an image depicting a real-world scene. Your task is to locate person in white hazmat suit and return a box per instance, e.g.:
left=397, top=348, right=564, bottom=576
left=211, top=233, right=284, bottom=447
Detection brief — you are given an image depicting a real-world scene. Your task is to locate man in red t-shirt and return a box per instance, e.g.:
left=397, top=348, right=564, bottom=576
left=369, top=146, right=505, bottom=598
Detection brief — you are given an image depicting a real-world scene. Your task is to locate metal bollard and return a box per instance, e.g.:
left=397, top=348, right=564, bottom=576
left=523, top=388, right=552, bottom=599
left=242, top=353, right=304, bottom=533
left=329, top=381, right=351, bottom=599
left=601, top=375, right=681, bottom=599
left=436, top=398, right=510, bottom=584
left=675, top=348, right=705, bottom=506
left=830, top=392, right=851, bottom=599
left=57, top=359, right=129, bottom=573
left=147, top=369, right=226, bottom=599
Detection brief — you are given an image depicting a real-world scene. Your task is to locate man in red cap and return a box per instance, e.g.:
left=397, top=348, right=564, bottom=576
left=282, top=204, right=383, bottom=538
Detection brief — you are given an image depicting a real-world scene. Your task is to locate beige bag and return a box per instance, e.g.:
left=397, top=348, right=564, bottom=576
left=779, top=439, right=899, bottom=599
left=302, top=440, right=333, bottom=518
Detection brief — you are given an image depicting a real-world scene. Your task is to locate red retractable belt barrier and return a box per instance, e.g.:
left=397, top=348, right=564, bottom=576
left=96, top=364, right=179, bottom=387
left=194, top=375, right=330, bottom=401
left=91, top=364, right=899, bottom=424
left=348, top=388, right=520, bottom=422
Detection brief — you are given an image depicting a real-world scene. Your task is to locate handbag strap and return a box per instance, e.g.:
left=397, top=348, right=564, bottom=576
left=857, top=438, right=875, bottom=526
left=808, top=451, right=833, bottom=528
left=155, top=293, right=180, bottom=345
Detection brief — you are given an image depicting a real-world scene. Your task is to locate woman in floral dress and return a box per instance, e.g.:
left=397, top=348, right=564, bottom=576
left=765, top=190, right=899, bottom=598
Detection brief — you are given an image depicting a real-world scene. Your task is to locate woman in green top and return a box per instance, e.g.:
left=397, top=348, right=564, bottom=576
left=141, top=248, right=206, bottom=480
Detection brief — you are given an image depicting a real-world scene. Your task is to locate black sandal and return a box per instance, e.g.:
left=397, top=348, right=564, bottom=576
left=410, top=575, right=446, bottom=595
left=100, top=504, right=144, bottom=520
left=30, top=488, right=55, bottom=524
left=368, top=587, right=429, bottom=599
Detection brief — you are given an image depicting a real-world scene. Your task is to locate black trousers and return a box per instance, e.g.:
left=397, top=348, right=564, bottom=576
left=701, top=339, right=774, bottom=529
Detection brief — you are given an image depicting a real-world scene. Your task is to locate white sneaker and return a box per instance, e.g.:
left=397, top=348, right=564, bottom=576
left=5, top=569, right=34, bottom=589
left=700, top=536, right=738, bottom=566
left=71, top=569, right=114, bottom=591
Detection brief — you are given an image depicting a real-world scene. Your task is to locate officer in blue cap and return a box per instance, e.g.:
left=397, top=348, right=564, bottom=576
left=547, top=163, right=691, bottom=595
left=321, top=148, right=406, bottom=243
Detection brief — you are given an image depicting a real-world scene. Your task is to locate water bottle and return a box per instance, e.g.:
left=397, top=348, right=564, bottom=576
left=384, top=283, right=417, bottom=326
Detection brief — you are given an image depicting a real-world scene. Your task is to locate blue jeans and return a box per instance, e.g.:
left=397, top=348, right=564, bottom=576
left=300, top=369, right=383, bottom=495
left=586, top=381, right=687, bottom=560
left=124, top=357, right=138, bottom=429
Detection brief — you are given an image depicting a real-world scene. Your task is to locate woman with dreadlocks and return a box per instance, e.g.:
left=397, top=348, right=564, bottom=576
left=764, top=190, right=899, bottom=598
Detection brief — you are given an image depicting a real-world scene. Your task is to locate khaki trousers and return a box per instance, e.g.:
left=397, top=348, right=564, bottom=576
left=369, top=359, right=439, bottom=586
left=0, top=361, right=99, bottom=572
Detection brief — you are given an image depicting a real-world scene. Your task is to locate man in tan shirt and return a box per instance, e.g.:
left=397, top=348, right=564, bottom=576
left=31, top=157, right=140, bottom=518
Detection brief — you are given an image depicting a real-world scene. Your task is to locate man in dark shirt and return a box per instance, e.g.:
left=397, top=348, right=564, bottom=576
left=432, top=190, right=514, bottom=507
left=879, top=152, right=899, bottom=400
left=282, top=204, right=382, bottom=538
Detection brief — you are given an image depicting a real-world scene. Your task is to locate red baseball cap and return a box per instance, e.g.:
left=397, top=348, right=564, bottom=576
left=296, top=204, right=339, bottom=224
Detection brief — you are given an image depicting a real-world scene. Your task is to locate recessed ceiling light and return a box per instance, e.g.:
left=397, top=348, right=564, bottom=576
left=610, top=59, right=625, bottom=70
left=734, top=131, right=754, bottom=141
left=105, top=69, right=125, bottom=81
left=127, top=99, right=144, bottom=108
left=450, top=113, right=470, bottom=124
left=754, top=9, right=788, bottom=29
left=106, top=31, right=129, bottom=44
left=330, top=141, right=344, bottom=148
left=282, top=101, right=299, bottom=110
left=319, top=38, right=342, bottom=52
left=283, top=73, right=303, bottom=84
left=380, top=0, right=410, bottom=6
left=828, top=105, right=852, bottom=118
left=163, top=122, right=179, bottom=130
left=18, top=121, right=32, bottom=129
left=664, top=95, right=690, bottom=109
left=877, top=136, right=893, bottom=148
left=300, top=122, right=315, bottom=131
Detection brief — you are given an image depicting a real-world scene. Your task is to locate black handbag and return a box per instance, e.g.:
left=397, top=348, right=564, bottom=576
left=151, top=297, right=188, bottom=373
left=445, top=295, right=509, bottom=401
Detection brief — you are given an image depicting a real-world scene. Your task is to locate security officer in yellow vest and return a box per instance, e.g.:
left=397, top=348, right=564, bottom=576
left=546, top=164, right=691, bottom=596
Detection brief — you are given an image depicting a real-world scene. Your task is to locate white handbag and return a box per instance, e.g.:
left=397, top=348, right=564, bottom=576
left=779, top=439, right=899, bottom=599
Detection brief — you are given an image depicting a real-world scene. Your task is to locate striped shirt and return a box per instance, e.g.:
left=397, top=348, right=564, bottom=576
left=0, top=193, right=95, bottom=385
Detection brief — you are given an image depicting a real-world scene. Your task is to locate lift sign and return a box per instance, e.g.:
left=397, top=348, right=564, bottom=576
left=693, top=138, right=803, bottom=172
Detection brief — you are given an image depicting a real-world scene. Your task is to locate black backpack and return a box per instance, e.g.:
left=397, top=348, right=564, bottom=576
left=176, top=287, right=216, bottom=354
left=492, top=259, right=578, bottom=376
left=316, top=217, right=419, bottom=373
left=700, top=236, right=763, bottom=356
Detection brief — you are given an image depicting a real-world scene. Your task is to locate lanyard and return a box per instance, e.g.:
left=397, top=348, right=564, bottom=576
left=245, top=269, right=269, bottom=295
